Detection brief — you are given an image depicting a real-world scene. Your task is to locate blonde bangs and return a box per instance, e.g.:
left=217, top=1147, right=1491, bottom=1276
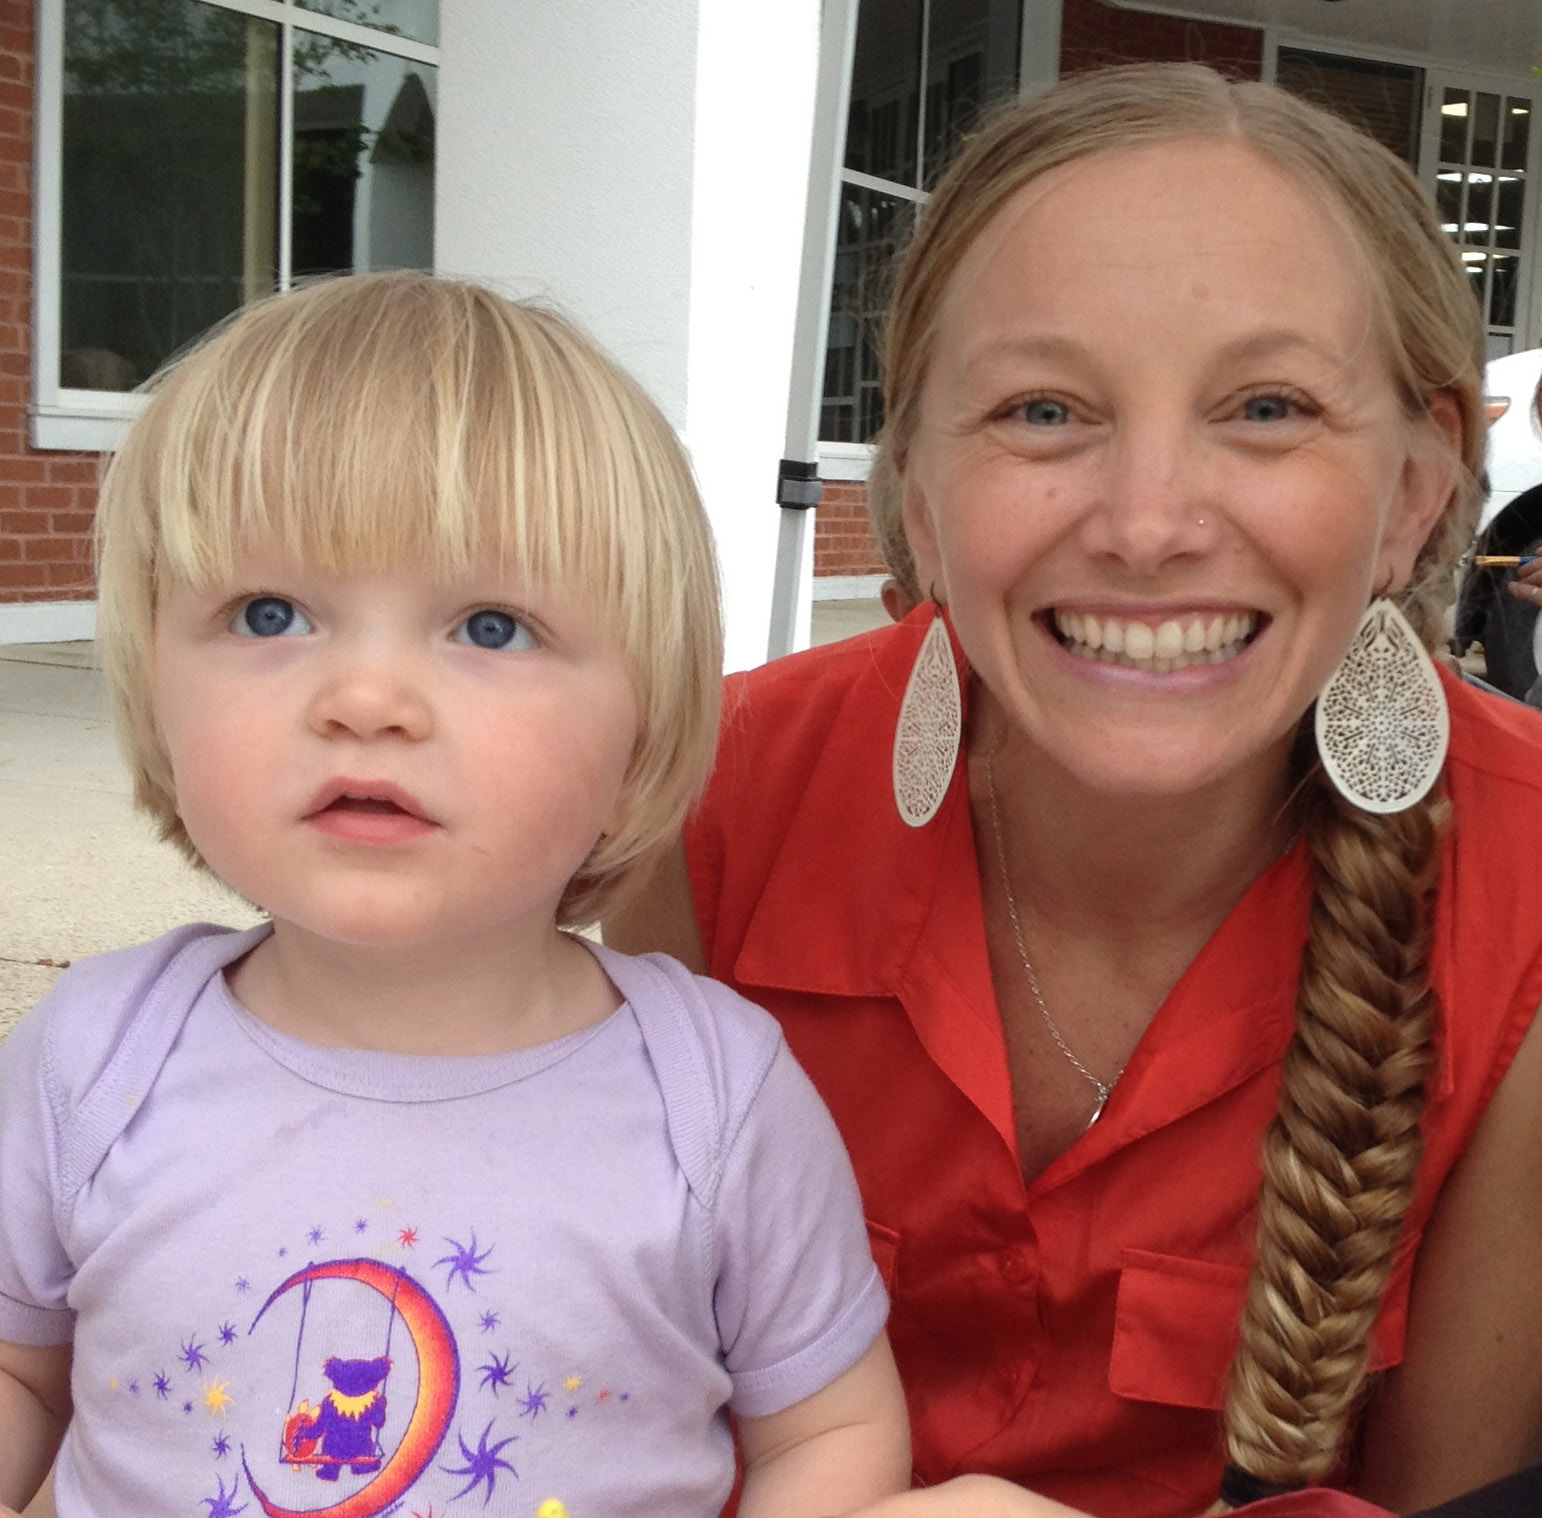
left=119, top=278, right=656, bottom=621
left=98, top=272, right=722, bottom=916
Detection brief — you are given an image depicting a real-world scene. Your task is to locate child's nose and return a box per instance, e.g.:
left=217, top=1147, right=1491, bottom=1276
left=307, top=652, right=433, bottom=742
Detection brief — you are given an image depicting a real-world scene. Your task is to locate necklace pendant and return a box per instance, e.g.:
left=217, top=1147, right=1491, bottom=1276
left=1085, top=1091, right=1109, bottom=1130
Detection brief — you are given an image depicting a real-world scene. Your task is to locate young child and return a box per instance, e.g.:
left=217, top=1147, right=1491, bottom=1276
left=0, top=273, right=909, bottom=1518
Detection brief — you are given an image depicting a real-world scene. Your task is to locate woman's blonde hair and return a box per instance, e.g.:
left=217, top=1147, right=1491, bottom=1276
left=872, top=64, right=1485, bottom=1497
left=97, top=271, right=722, bottom=927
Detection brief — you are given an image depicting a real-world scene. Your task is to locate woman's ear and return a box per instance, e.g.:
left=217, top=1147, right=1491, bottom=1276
left=1379, top=390, right=1464, bottom=591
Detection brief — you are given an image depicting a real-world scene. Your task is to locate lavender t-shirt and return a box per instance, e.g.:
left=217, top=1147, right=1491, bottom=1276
left=0, top=924, right=886, bottom=1518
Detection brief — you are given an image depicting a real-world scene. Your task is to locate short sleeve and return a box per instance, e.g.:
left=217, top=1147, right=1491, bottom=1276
left=711, top=1039, right=887, bottom=1417
left=0, top=1005, right=76, bottom=1345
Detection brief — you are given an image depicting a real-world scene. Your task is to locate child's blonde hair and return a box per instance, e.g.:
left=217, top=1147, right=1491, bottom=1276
left=96, top=271, right=722, bottom=927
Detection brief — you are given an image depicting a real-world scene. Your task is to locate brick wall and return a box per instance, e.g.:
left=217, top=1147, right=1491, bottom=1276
left=0, top=2, right=97, bottom=608
left=813, top=479, right=887, bottom=580
left=1060, top=0, right=1263, bottom=79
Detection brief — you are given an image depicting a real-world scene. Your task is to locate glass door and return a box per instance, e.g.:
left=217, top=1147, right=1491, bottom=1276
left=1423, top=77, right=1540, bottom=358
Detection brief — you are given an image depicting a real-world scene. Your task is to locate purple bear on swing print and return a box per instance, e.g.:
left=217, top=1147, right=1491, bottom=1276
left=283, top=1354, right=392, bottom=1479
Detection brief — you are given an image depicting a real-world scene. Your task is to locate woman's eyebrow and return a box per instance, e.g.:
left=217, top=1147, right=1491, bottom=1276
left=957, top=333, right=1090, bottom=370
left=1211, top=328, right=1349, bottom=368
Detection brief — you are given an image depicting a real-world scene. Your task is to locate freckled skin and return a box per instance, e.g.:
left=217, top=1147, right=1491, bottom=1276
left=901, top=138, right=1456, bottom=806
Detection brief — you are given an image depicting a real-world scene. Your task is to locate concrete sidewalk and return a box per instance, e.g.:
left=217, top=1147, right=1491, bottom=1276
left=0, top=641, right=262, bottom=1037
left=0, top=599, right=890, bottom=1037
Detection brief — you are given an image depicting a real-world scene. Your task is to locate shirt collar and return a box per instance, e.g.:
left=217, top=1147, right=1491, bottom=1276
left=731, top=610, right=1446, bottom=1170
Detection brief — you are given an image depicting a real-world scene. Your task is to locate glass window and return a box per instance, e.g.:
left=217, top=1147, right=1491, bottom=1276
left=296, top=0, right=438, bottom=47
left=822, top=0, right=1022, bottom=444
left=822, top=184, right=914, bottom=443
left=61, top=0, right=279, bottom=391
left=1434, top=83, right=1534, bottom=351
left=291, top=37, right=436, bottom=280
left=48, top=0, right=437, bottom=401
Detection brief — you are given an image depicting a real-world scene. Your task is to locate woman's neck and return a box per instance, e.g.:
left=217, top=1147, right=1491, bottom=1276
left=970, top=704, right=1298, bottom=946
left=225, top=918, right=618, bottom=1057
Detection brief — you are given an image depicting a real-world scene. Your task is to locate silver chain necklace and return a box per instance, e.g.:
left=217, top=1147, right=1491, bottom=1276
left=984, top=754, right=1123, bottom=1129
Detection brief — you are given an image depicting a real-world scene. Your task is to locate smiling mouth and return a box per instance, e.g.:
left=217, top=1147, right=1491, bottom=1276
left=1050, top=609, right=1262, bottom=671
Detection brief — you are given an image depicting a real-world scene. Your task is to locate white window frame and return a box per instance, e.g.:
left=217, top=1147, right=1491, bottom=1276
left=815, top=0, right=1060, bottom=481
left=31, top=0, right=438, bottom=451
left=1262, top=28, right=1542, bottom=355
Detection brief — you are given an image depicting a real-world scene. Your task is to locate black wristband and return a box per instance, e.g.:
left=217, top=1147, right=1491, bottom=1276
left=1219, top=1464, right=1302, bottom=1507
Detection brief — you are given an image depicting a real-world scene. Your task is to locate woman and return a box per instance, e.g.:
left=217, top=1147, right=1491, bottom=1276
left=609, top=65, right=1542, bottom=1517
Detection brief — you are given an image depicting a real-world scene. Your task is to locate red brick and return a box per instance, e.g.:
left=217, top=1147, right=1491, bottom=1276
left=45, top=457, right=96, bottom=484
left=21, top=483, right=74, bottom=510
left=48, top=511, right=95, bottom=535
left=0, top=508, right=44, bottom=532
left=43, top=558, right=89, bottom=587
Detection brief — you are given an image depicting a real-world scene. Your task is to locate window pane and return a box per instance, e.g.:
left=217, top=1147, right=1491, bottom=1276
left=295, top=0, right=438, bottom=47
left=1440, top=88, right=1471, bottom=164
left=290, top=31, right=436, bottom=279
left=61, top=0, right=278, bottom=391
left=924, top=0, right=1022, bottom=185
left=1490, top=251, right=1518, bottom=329
left=1465, top=173, right=1495, bottom=239
left=1273, top=49, right=1422, bottom=169
left=1471, top=91, right=1500, bottom=167
left=845, top=0, right=923, bottom=185
left=1501, top=99, right=1530, bottom=172
left=1495, top=175, right=1524, bottom=250
left=821, top=183, right=915, bottom=442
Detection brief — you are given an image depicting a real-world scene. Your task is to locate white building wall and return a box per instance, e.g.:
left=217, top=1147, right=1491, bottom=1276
left=436, top=0, right=822, bottom=671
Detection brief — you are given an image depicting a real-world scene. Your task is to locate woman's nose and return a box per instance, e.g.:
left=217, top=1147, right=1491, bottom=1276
left=1080, top=418, right=1219, bottom=571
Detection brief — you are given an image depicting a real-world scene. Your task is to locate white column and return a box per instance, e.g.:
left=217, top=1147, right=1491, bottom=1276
left=435, top=0, right=823, bottom=673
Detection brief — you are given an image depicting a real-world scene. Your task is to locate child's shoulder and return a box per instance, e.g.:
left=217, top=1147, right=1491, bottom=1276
left=11, top=921, right=268, bottom=1106
left=588, top=943, right=791, bottom=1197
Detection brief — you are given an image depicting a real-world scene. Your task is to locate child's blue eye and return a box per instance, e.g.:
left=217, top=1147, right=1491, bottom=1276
left=232, top=596, right=311, bottom=638
left=455, top=609, right=536, bottom=651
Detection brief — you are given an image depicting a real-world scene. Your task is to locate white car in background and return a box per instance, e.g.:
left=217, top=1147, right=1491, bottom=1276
left=1453, top=346, right=1542, bottom=699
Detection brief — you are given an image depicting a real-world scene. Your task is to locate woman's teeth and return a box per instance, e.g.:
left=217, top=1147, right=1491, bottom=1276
left=1052, top=610, right=1258, bottom=671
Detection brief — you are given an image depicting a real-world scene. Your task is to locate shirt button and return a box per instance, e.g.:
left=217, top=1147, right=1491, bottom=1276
left=1001, top=1250, right=1033, bottom=1286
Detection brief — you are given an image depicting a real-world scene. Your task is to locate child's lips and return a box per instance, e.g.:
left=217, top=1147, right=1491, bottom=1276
left=303, top=780, right=439, bottom=843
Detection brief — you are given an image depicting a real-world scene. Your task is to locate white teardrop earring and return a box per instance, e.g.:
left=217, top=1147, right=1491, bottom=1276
left=1314, top=597, right=1449, bottom=814
left=892, top=604, right=962, bottom=827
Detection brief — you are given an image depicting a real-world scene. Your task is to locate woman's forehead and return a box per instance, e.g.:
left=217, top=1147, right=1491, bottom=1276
left=932, top=137, right=1376, bottom=374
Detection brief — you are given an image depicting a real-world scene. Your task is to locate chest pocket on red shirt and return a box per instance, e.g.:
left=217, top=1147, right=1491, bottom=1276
left=1109, top=1249, right=1251, bottom=1410
left=1109, top=1247, right=1405, bottom=1411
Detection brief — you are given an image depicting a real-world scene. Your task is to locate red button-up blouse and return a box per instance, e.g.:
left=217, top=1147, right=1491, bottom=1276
left=684, top=608, right=1542, bottom=1518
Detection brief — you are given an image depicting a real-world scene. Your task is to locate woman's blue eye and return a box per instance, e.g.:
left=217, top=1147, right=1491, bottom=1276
left=1242, top=394, right=1295, bottom=423
left=455, top=609, right=536, bottom=651
left=232, top=596, right=310, bottom=638
left=1020, top=398, right=1071, bottom=426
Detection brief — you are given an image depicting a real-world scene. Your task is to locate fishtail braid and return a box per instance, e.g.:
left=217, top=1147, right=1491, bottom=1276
left=1222, top=767, right=1446, bottom=1492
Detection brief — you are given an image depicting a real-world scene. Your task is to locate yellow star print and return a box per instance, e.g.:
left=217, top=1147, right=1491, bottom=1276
left=563, top=1374, right=582, bottom=1392
left=202, top=1378, right=234, bottom=1417
left=535, top=1503, right=571, bottom=1518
